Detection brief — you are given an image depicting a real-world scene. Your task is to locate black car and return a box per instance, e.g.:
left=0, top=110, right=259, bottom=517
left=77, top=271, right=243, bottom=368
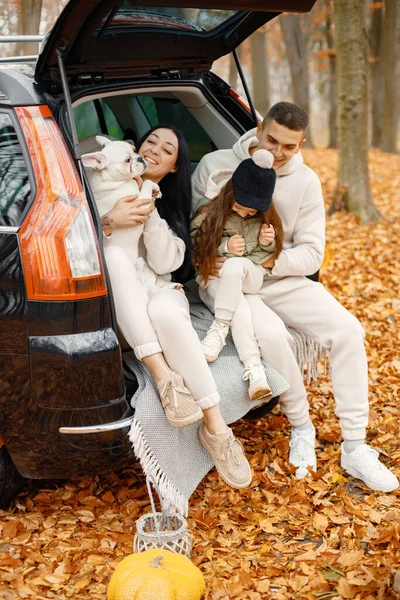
left=0, top=0, right=316, bottom=508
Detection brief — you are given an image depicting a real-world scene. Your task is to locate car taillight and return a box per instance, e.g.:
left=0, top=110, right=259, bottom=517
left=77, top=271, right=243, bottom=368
left=229, top=88, right=262, bottom=122
left=66, top=204, right=101, bottom=278
left=16, top=105, right=107, bottom=301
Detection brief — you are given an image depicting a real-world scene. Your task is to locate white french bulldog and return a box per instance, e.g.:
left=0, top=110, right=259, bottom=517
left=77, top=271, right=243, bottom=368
left=81, top=135, right=161, bottom=267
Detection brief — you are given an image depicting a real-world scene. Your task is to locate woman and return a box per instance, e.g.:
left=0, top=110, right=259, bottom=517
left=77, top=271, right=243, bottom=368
left=101, top=125, right=251, bottom=490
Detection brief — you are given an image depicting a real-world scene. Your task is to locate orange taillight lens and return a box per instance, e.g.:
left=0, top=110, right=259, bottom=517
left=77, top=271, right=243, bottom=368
left=229, top=88, right=262, bottom=122
left=16, top=105, right=107, bottom=301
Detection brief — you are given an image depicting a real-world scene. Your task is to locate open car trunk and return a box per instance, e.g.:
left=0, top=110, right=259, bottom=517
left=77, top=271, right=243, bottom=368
left=35, top=0, right=317, bottom=88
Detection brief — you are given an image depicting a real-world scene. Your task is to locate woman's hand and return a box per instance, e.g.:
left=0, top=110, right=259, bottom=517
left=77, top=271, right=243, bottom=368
left=101, top=195, right=155, bottom=235
left=259, top=224, right=275, bottom=246
left=227, top=234, right=246, bottom=256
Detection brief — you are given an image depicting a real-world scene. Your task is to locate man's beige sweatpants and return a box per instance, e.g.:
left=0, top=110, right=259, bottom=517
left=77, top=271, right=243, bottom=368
left=253, top=275, right=369, bottom=441
left=202, top=270, right=369, bottom=441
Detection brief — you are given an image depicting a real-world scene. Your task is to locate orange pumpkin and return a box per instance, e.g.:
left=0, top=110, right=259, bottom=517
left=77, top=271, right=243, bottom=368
left=107, top=548, right=205, bottom=600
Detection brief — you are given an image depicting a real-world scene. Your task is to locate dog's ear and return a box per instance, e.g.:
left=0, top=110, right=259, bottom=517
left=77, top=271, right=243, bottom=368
left=95, top=135, right=113, bottom=148
left=124, top=139, right=137, bottom=151
left=81, top=151, right=108, bottom=171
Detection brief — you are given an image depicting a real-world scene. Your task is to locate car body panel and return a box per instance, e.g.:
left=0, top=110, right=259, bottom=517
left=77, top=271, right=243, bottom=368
left=0, top=233, right=27, bottom=354
left=29, top=328, right=124, bottom=409
left=35, top=0, right=316, bottom=87
left=0, top=318, right=133, bottom=479
left=0, top=65, right=43, bottom=106
left=26, top=296, right=112, bottom=336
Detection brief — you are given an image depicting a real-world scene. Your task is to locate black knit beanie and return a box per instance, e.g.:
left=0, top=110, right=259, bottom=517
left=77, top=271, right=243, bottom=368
left=231, top=149, right=276, bottom=212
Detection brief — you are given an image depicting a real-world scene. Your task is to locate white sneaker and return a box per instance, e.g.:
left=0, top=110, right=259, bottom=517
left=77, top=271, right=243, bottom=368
left=289, top=426, right=317, bottom=479
left=242, top=364, right=272, bottom=401
left=201, top=320, right=230, bottom=363
left=341, top=443, right=399, bottom=492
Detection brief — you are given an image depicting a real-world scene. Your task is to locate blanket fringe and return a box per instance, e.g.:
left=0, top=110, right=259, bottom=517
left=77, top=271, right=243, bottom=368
left=129, top=418, right=189, bottom=517
left=288, top=328, right=328, bottom=385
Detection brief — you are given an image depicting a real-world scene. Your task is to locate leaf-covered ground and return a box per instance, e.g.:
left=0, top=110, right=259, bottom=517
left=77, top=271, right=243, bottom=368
left=1, top=149, right=400, bottom=600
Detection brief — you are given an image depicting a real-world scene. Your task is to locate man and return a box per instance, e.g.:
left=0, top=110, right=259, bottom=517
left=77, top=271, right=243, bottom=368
left=191, top=101, right=398, bottom=492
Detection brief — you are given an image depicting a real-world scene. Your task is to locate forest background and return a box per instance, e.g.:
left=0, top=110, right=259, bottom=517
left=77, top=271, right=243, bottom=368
left=0, top=1, right=399, bottom=151
left=1, top=0, right=399, bottom=221
left=1, top=1, right=399, bottom=149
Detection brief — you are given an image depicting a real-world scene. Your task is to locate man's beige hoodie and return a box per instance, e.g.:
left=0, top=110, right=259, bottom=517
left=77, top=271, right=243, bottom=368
left=191, top=128, right=325, bottom=278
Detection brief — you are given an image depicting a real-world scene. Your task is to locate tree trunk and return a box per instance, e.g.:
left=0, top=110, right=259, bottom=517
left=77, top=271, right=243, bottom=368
left=19, top=0, right=44, bottom=56
left=381, top=0, right=398, bottom=153
left=369, top=4, right=384, bottom=148
left=332, top=0, right=381, bottom=223
left=280, top=14, right=314, bottom=147
left=250, top=30, right=270, bottom=119
left=41, top=0, right=66, bottom=32
left=325, top=7, right=337, bottom=148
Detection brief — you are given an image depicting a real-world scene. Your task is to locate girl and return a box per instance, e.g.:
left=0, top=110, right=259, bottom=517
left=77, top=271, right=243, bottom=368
left=101, top=125, right=252, bottom=490
left=191, top=149, right=283, bottom=402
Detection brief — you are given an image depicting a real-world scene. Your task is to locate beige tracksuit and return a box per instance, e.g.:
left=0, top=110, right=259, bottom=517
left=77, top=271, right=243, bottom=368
left=104, top=207, right=219, bottom=410
left=192, top=129, right=369, bottom=441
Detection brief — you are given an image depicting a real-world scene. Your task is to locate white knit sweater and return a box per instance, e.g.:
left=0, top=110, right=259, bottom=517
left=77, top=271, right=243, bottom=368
left=192, top=128, right=325, bottom=278
left=106, top=206, right=185, bottom=293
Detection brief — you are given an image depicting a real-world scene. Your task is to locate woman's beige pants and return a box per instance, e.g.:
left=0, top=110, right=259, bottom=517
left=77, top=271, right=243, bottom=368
left=105, top=245, right=220, bottom=410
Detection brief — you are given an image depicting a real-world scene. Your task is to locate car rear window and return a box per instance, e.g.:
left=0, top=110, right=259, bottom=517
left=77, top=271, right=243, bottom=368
left=0, top=112, right=31, bottom=227
left=73, top=99, right=124, bottom=141
left=74, top=94, right=215, bottom=168
left=106, top=4, right=239, bottom=32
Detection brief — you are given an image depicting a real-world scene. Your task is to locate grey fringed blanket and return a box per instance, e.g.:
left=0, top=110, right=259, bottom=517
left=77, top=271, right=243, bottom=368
left=128, top=288, right=327, bottom=516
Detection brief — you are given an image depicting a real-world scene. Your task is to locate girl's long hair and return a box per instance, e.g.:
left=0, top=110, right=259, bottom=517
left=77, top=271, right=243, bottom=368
left=137, top=125, right=193, bottom=283
left=193, top=179, right=284, bottom=284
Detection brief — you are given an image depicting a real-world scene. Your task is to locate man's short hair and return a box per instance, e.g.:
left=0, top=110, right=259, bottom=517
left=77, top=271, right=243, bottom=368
left=263, top=102, right=308, bottom=132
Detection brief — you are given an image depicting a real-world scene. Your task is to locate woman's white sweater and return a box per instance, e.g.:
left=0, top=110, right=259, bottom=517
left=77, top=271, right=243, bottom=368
left=141, top=207, right=185, bottom=275
left=110, top=206, right=186, bottom=293
left=192, top=129, right=325, bottom=278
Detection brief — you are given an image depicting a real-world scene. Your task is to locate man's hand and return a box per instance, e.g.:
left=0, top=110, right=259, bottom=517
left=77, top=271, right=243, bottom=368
left=227, top=234, right=246, bottom=256
left=259, top=224, right=275, bottom=246
left=101, top=195, right=155, bottom=235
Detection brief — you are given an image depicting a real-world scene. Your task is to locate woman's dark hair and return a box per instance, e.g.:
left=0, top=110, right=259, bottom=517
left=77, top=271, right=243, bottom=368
left=194, top=179, right=283, bottom=284
left=137, top=124, right=193, bottom=283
